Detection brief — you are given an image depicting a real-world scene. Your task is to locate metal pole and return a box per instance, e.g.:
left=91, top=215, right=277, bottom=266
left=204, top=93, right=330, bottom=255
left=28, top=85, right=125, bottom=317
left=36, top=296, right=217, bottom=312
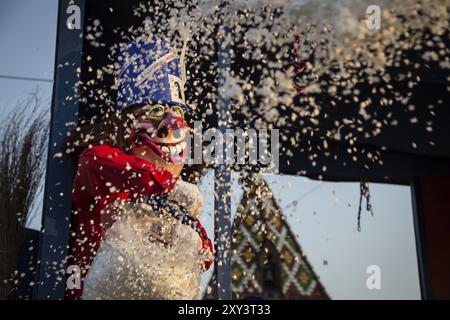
left=33, top=0, right=85, bottom=299
left=214, top=24, right=233, bottom=300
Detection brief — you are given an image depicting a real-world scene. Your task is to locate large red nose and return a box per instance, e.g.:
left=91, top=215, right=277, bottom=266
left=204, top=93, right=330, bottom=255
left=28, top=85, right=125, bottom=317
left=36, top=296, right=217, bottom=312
left=156, top=113, right=187, bottom=139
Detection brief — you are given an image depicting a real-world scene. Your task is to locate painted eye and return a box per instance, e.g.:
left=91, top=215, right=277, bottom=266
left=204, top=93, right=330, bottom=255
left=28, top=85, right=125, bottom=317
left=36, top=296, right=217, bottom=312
left=172, top=106, right=185, bottom=118
left=146, top=105, right=165, bottom=118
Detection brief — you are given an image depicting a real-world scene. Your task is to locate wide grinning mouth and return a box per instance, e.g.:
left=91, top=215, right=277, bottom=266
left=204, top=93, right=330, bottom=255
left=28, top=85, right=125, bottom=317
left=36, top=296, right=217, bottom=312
left=134, top=130, right=188, bottom=163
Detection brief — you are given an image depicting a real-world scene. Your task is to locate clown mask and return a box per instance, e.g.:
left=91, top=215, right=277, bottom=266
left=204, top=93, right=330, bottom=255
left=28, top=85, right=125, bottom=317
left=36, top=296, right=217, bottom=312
left=129, top=104, right=190, bottom=177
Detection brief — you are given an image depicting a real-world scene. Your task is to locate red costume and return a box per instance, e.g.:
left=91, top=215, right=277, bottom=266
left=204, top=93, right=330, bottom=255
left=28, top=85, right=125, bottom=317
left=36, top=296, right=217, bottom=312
left=65, top=144, right=213, bottom=299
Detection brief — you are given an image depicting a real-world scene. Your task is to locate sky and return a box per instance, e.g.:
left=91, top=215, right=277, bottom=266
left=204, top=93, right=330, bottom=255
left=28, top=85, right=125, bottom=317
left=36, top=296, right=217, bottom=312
left=0, top=0, right=56, bottom=110
left=0, top=0, right=421, bottom=300
left=0, top=0, right=57, bottom=228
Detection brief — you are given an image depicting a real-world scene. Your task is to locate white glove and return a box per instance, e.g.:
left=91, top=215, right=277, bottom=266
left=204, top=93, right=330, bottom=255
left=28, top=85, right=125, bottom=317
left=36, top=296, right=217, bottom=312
left=168, top=179, right=204, bottom=218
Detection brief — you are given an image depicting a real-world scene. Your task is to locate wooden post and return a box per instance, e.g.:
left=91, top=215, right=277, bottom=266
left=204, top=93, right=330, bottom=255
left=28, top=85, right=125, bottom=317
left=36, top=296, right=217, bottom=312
left=214, top=24, right=232, bottom=300
left=411, top=176, right=450, bottom=299
left=33, top=0, right=85, bottom=299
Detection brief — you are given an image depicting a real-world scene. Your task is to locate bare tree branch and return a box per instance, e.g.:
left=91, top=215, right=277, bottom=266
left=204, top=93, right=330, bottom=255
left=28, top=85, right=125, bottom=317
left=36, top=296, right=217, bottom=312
left=0, top=90, right=49, bottom=299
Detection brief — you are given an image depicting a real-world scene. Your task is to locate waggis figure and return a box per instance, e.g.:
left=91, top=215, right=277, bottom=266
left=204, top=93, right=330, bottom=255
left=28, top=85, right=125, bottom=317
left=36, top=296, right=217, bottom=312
left=65, top=36, right=213, bottom=300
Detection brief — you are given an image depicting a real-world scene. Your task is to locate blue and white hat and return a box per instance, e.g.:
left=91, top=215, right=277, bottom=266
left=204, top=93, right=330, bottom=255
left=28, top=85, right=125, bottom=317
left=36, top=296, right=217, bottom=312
left=116, top=36, right=189, bottom=112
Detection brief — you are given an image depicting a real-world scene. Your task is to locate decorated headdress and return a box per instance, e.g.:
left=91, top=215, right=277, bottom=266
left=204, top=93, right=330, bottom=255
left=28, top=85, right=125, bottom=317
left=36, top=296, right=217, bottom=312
left=116, top=35, right=189, bottom=112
